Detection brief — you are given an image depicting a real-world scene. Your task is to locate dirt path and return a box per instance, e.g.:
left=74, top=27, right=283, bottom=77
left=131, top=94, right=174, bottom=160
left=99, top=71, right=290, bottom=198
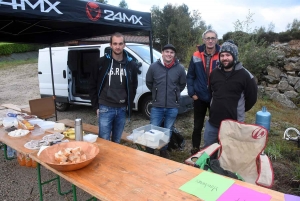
left=0, top=64, right=40, bottom=106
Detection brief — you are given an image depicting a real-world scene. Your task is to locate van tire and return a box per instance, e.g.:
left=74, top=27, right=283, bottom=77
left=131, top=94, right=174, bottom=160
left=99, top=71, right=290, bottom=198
left=141, top=95, right=152, bottom=119
left=55, top=102, right=70, bottom=111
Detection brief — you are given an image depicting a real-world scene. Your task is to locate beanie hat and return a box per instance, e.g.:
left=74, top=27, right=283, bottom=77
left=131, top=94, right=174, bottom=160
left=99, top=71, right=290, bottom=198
left=162, top=44, right=176, bottom=53
left=219, top=40, right=238, bottom=64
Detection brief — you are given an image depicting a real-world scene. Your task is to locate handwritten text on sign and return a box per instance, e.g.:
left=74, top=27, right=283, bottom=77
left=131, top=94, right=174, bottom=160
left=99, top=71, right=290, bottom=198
left=179, top=171, right=234, bottom=201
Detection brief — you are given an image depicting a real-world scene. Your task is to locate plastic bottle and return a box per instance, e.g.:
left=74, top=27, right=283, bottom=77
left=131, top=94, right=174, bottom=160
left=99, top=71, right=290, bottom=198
left=31, top=160, right=37, bottom=168
left=25, top=154, right=32, bottom=167
left=7, top=146, right=16, bottom=158
left=255, top=106, right=271, bottom=131
left=17, top=152, right=26, bottom=166
left=75, top=118, right=83, bottom=141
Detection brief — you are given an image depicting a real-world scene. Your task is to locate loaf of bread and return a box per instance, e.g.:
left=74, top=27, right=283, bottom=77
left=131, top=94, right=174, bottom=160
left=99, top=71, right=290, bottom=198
left=20, top=120, right=34, bottom=130
left=54, top=147, right=87, bottom=164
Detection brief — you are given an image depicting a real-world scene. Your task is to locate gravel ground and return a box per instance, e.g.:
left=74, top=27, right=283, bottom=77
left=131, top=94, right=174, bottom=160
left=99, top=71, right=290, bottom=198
left=0, top=63, right=194, bottom=201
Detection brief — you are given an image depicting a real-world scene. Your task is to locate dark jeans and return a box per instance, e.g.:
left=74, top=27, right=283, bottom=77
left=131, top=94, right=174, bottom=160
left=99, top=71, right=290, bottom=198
left=192, top=99, right=210, bottom=148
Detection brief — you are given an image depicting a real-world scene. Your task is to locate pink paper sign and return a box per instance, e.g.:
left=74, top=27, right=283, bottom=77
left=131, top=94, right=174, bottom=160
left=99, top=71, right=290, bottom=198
left=217, top=184, right=271, bottom=201
left=284, top=194, right=300, bottom=201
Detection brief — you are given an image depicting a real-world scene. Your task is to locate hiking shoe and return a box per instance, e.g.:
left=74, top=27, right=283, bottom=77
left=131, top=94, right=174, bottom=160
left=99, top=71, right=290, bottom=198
left=178, top=139, right=186, bottom=151
left=190, top=147, right=199, bottom=155
left=159, top=150, right=170, bottom=159
left=146, top=147, right=154, bottom=154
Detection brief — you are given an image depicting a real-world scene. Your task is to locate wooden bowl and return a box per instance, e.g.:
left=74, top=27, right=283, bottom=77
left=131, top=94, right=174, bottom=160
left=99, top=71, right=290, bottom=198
left=38, top=141, right=99, bottom=172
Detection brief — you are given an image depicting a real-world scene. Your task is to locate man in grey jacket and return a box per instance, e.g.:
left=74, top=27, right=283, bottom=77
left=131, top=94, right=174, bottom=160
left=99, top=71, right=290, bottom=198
left=146, top=44, right=186, bottom=158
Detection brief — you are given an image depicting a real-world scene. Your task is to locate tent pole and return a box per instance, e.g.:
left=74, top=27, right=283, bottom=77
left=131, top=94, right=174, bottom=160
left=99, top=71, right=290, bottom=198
left=49, top=45, right=58, bottom=121
left=149, top=30, right=153, bottom=63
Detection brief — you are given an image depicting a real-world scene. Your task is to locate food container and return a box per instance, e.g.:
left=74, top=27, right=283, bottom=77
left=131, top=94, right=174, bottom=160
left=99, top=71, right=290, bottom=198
left=132, top=124, right=170, bottom=149
left=28, top=119, right=44, bottom=125
left=31, top=127, right=45, bottom=136
left=36, top=121, right=55, bottom=130
left=2, top=117, right=18, bottom=127
left=83, top=134, right=98, bottom=143
left=144, top=130, right=164, bottom=142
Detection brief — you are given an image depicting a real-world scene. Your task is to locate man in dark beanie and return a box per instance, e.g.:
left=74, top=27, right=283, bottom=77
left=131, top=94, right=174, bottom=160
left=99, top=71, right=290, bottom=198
left=203, top=40, right=258, bottom=148
left=146, top=44, right=186, bottom=158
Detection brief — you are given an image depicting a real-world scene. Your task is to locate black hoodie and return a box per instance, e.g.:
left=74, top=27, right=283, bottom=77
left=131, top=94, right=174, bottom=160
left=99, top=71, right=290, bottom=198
left=89, top=50, right=138, bottom=117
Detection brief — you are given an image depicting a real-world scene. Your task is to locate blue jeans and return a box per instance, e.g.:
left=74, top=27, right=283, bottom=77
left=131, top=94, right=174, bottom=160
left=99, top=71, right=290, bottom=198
left=149, top=107, right=178, bottom=151
left=203, top=120, right=219, bottom=148
left=98, top=104, right=126, bottom=143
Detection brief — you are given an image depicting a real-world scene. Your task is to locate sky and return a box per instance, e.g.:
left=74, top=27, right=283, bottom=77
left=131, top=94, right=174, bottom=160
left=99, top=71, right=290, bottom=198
left=107, top=0, right=300, bottom=38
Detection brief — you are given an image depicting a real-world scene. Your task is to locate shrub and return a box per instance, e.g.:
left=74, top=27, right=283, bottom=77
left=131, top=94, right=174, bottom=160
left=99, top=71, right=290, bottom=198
left=240, top=41, right=277, bottom=81
left=222, top=32, right=277, bottom=82
left=256, top=32, right=278, bottom=44
left=0, top=43, right=40, bottom=55
left=278, top=32, right=292, bottom=42
left=183, top=45, right=199, bottom=67
left=291, top=30, right=300, bottom=40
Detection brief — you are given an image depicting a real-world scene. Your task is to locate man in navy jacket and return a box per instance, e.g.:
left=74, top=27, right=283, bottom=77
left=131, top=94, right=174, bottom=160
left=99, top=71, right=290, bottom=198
left=187, top=29, right=220, bottom=154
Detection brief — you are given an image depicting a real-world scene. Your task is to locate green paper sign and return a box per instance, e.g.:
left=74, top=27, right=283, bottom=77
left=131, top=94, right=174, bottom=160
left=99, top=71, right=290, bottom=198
left=179, top=171, right=235, bottom=201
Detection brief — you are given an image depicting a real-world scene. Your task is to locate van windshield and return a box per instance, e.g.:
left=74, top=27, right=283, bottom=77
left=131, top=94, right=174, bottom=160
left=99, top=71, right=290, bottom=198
left=126, top=45, right=161, bottom=64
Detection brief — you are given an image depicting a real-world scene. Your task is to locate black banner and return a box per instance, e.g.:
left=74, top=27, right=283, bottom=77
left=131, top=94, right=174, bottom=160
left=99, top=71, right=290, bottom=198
left=0, top=0, right=151, bottom=44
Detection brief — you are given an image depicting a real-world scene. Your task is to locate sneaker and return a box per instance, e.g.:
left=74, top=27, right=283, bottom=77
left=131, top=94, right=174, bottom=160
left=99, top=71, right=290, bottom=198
left=190, top=147, right=199, bottom=155
left=159, top=150, right=170, bottom=159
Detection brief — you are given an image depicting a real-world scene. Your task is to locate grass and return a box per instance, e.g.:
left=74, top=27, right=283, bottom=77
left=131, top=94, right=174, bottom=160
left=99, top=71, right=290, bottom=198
left=0, top=58, right=38, bottom=69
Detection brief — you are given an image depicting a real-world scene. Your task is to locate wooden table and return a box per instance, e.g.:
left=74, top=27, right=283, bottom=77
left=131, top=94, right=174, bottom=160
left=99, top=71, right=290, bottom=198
left=0, top=122, right=285, bottom=201
left=29, top=137, right=285, bottom=201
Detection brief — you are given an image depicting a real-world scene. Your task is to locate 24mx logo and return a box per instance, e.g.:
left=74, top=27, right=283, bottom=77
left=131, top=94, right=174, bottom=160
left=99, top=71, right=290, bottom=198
left=104, top=10, right=143, bottom=25
left=0, top=0, right=62, bottom=14
left=252, top=127, right=267, bottom=139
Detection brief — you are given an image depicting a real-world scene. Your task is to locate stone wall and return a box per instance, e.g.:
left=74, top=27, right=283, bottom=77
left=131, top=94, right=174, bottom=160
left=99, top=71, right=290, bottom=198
left=258, top=40, right=300, bottom=108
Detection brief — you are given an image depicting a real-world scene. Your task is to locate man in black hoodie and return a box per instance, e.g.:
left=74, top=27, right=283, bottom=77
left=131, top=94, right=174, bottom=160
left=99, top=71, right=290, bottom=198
left=89, top=32, right=138, bottom=143
left=203, top=40, right=257, bottom=148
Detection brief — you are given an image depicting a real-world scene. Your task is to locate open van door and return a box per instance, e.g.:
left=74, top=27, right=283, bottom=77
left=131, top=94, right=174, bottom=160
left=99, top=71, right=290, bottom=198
left=67, top=47, right=101, bottom=108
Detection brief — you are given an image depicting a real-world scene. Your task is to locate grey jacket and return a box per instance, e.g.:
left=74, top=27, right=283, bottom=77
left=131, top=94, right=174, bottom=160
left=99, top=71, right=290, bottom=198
left=146, top=59, right=186, bottom=108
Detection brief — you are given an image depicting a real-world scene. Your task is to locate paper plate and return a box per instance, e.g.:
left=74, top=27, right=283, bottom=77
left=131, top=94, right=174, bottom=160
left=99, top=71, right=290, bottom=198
left=24, top=140, right=49, bottom=150
left=8, top=129, right=30, bottom=137
left=42, top=133, right=65, bottom=142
